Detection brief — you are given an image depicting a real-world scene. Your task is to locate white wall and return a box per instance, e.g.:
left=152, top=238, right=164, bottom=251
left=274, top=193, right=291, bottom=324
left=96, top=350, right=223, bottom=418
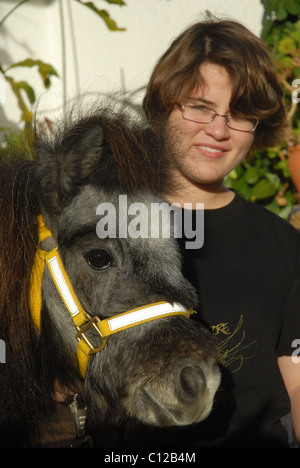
left=0, top=0, right=264, bottom=126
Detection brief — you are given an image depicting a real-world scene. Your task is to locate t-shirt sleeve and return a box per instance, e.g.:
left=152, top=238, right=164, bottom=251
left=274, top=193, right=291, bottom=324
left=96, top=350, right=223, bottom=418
left=277, top=231, right=300, bottom=357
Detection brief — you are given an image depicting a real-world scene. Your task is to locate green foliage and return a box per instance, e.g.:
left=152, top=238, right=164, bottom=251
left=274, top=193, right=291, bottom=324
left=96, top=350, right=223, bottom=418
left=75, top=0, right=126, bottom=31
left=261, top=7, right=300, bottom=143
left=227, top=1, right=300, bottom=218
left=0, top=59, right=58, bottom=128
left=225, top=147, right=295, bottom=218
left=262, top=0, right=300, bottom=23
left=0, top=128, right=32, bottom=161
left=7, top=59, right=59, bottom=89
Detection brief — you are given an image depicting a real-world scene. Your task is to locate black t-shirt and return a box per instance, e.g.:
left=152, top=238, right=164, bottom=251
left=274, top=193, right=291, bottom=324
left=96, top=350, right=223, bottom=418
left=178, top=193, right=300, bottom=448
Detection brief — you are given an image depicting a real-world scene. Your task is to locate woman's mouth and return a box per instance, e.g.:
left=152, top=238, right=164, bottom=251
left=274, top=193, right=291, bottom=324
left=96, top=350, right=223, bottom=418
left=195, top=144, right=227, bottom=159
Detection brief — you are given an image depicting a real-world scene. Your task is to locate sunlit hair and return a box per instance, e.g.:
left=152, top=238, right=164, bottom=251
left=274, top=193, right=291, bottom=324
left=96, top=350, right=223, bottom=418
left=143, top=14, right=288, bottom=150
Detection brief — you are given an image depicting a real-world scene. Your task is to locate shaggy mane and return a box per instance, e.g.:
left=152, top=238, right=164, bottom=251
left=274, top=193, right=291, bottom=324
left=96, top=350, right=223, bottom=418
left=0, top=152, right=40, bottom=443
left=34, top=108, right=172, bottom=196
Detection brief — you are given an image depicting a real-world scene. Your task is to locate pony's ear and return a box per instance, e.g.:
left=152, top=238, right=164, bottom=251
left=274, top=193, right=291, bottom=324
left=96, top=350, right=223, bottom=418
left=37, top=124, right=104, bottom=214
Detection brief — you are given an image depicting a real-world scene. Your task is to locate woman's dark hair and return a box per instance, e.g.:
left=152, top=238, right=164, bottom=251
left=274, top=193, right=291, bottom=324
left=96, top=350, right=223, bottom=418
left=143, top=14, right=288, bottom=150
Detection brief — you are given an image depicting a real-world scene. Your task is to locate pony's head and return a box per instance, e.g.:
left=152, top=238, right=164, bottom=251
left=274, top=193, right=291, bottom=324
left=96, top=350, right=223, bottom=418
left=0, top=109, right=220, bottom=447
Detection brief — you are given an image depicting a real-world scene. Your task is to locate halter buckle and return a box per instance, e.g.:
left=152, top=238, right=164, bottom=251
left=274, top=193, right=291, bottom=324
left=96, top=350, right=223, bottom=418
left=75, top=313, right=107, bottom=355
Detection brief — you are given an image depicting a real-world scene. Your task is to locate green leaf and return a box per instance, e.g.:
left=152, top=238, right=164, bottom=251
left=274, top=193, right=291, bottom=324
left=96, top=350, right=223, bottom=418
left=294, top=19, right=300, bottom=32
left=6, top=59, right=58, bottom=88
left=285, top=0, right=300, bottom=15
left=290, top=31, right=300, bottom=43
left=102, top=0, right=126, bottom=5
left=275, top=160, right=291, bottom=177
left=277, top=0, right=289, bottom=20
left=261, top=19, right=274, bottom=41
left=263, top=0, right=277, bottom=14
left=251, top=179, right=278, bottom=199
left=75, top=1, right=126, bottom=31
left=5, top=75, right=35, bottom=103
left=4, top=75, right=34, bottom=124
left=244, top=167, right=260, bottom=184
left=225, top=175, right=253, bottom=199
left=278, top=36, right=297, bottom=54
left=266, top=147, right=280, bottom=159
left=263, top=0, right=288, bottom=19
left=228, top=168, right=239, bottom=180
left=16, top=80, right=35, bottom=104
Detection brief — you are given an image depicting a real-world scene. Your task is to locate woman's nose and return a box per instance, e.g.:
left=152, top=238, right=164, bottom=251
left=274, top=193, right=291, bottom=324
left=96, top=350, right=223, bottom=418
left=203, top=114, right=230, bottom=141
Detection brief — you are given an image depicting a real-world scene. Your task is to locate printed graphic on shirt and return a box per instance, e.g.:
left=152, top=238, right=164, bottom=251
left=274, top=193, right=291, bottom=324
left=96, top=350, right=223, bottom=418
left=211, top=315, right=257, bottom=373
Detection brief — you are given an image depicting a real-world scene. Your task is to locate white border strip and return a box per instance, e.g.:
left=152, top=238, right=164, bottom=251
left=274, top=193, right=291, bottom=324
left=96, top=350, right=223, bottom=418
left=107, top=302, right=188, bottom=332
left=48, top=255, right=80, bottom=317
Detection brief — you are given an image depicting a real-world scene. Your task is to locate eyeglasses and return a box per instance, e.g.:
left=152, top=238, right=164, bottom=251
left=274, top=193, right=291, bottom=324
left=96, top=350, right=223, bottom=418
left=177, top=103, right=259, bottom=133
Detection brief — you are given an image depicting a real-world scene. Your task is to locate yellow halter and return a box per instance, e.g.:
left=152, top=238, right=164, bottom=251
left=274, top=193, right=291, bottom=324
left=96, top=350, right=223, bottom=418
left=29, top=215, right=195, bottom=377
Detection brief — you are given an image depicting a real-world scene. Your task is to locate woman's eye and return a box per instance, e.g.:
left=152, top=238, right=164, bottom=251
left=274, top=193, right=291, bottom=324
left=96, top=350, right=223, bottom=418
left=85, top=249, right=112, bottom=271
left=193, top=105, right=209, bottom=111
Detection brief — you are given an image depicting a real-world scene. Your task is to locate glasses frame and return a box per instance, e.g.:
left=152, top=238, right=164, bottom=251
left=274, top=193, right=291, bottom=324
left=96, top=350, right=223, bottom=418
left=177, top=103, right=259, bottom=133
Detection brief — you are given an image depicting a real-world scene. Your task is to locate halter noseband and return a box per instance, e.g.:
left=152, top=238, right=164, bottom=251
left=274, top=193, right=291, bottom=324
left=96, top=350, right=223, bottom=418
left=29, top=215, right=195, bottom=377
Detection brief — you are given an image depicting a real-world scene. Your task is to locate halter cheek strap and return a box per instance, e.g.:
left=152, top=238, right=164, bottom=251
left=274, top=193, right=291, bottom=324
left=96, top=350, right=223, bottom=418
left=29, top=215, right=195, bottom=377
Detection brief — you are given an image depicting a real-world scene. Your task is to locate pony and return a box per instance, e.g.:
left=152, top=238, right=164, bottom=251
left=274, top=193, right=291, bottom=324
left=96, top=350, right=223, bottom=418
left=0, top=108, right=220, bottom=447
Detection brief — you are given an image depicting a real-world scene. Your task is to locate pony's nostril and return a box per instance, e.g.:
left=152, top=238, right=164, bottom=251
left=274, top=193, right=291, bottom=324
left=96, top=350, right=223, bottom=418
left=179, top=366, right=206, bottom=400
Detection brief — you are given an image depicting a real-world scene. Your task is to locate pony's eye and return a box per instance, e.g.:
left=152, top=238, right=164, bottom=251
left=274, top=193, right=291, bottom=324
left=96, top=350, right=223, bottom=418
left=85, top=249, right=112, bottom=271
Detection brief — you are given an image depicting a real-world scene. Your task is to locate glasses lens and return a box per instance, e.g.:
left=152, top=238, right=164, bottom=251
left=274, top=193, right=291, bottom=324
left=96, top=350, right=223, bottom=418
left=228, top=115, right=257, bottom=132
left=180, top=105, right=258, bottom=132
left=182, top=105, right=215, bottom=123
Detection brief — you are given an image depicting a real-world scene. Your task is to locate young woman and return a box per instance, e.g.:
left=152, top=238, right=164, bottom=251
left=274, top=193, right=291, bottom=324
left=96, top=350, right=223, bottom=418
left=143, top=15, right=300, bottom=448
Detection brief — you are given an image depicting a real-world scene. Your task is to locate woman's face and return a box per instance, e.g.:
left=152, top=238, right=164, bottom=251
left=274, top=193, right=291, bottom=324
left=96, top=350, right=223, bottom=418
left=167, top=63, right=255, bottom=191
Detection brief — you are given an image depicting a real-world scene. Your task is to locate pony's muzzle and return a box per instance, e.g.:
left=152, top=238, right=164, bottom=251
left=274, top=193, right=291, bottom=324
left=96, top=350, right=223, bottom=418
left=134, top=357, right=220, bottom=427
